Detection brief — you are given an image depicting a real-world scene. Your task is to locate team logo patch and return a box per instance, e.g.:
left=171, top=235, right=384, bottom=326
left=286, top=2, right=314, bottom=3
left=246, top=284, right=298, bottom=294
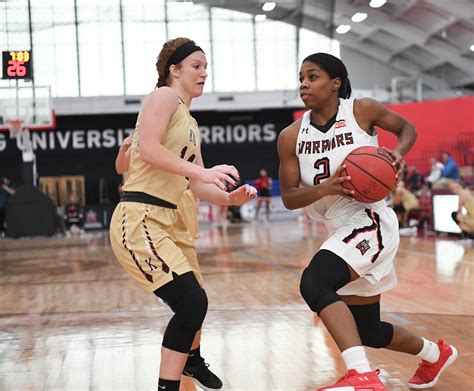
left=335, top=119, right=346, bottom=129
left=189, top=129, right=196, bottom=145
left=356, top=239, right=370, bottom=255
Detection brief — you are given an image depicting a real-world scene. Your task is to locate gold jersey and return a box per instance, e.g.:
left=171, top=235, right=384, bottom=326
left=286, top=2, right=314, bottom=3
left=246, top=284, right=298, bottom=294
left=123, top=100, right=200, bottom=205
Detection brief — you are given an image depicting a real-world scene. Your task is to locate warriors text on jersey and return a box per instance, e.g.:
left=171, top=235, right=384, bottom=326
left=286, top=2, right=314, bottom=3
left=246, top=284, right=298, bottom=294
left=296, top=98, right=385, bottom=221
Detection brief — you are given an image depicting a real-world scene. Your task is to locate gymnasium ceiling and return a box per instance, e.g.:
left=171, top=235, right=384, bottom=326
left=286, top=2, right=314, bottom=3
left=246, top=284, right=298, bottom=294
left=193, top=0, right=474, bottom=90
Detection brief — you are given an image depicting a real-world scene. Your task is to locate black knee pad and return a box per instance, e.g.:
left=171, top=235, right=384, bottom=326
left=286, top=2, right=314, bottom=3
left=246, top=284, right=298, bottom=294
left=300, top=249, right=351, bottom=315
left=154, top=272, right=208, bottom=353
left=348, top=302, right=394, bottom=348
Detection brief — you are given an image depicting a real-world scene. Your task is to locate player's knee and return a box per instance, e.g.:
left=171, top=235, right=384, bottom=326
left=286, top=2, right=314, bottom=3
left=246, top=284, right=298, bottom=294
left=300, top=250, right=351, bottom=315
left=154, top=272, right=208, bottom=333
left=358, top=321, right=393, bottom=348
left=348, top=303, right=394, bottom=348
left=300, top=266, right=328, bottom=313
left=181, top=287, right=208, bottom=331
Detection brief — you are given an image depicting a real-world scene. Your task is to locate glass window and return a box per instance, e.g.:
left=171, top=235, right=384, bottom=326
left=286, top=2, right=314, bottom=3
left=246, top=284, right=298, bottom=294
left=298, top=28, right=340, bottom=65
left=122, top=0, right=166, bottom=95
left=31, top=0, right=78, bottom=97
left=77, top=0, right=123, bottom=96
left=256, top=19, right=297, bottom=91
left=0, top=0, right=32, bottom=90
left=1, top=1, right=341, bottom=97
left=211, top=8, right=255, bottom=92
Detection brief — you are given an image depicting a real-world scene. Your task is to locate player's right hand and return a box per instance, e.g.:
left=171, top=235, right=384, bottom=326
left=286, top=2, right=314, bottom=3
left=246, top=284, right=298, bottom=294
left=320, top=164, right=355, bottom=199
left=200, top=165, right=239, bottom=191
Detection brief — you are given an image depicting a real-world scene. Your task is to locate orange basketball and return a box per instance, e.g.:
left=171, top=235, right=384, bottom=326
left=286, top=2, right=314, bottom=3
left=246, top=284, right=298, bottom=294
left=340, top=146, right=397, bottom=203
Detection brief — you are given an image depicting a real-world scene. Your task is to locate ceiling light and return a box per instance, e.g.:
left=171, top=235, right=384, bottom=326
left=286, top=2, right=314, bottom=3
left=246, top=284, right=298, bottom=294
left=255, top=14, right=267, bottom=22
left=351, top=12, right=368, bottom=22
left=370, top=0, right=387, bottom=8
left=262, top=2, right=276, bottom=12
left=470, top=44, right=474, bottom=52
left=336, top=25, right=351, bottom=34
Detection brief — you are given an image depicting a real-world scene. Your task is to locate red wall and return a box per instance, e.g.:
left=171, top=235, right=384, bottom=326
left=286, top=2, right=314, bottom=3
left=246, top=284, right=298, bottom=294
left=293, top=96, right=474, bottom=174
left=381, top=96, right=474, bottom=173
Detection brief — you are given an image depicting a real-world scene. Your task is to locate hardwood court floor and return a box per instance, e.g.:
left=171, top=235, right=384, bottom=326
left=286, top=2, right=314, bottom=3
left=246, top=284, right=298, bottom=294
left=0, top=220, right=473, bottom=391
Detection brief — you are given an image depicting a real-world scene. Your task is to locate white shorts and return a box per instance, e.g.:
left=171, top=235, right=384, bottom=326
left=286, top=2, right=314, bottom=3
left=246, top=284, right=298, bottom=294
left=321, top=206, right=400, bottom=297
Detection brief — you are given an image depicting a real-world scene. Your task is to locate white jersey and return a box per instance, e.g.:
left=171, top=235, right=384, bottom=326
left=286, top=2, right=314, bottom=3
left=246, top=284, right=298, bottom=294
left=297, top=98, right=385, bottom=223
left=297, top=98, right=400, bottom=297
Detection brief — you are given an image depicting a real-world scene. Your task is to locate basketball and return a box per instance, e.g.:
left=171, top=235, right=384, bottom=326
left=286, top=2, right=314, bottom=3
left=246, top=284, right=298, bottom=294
left=341, top=146, right=397, bottom=203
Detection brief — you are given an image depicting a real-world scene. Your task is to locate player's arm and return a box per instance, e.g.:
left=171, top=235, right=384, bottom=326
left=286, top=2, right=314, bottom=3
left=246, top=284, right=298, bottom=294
left=115, top=135, right=132, bottom=174
left=457, top=191, right=466, bottom=217
left=355, top=98, right=417, bottom=179
left=139, top=87, right=204, bottom=179
left=277, top=122, right=353, bottom=210
left=139, top=87, right=240, bottom=190
left=1, top=183, right=15, bottom=195
left=189, top=152, right=257, bottom=206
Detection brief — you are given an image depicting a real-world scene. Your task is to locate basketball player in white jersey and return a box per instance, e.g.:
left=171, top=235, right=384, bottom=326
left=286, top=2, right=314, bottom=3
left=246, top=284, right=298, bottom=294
left=278, top=53, right=457, bottom=390
left=110, top=37, right=256, bottom=391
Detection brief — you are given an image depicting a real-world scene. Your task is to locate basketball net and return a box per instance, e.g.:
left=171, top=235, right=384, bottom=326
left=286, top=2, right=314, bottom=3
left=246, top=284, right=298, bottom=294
left=6, top=119, right=35, bottom=163
left=6, top=119, right=25, bottom=139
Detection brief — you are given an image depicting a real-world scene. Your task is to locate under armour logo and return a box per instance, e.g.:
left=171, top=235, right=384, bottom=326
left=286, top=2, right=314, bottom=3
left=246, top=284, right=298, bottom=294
left=302, top=127, right=309, bottom=134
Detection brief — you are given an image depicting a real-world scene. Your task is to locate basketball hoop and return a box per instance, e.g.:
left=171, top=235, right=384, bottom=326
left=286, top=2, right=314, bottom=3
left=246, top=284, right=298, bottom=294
left=6, top=119, right=25, bottom=139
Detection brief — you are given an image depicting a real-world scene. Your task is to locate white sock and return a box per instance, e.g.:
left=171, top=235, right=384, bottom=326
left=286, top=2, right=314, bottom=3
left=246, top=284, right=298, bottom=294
left=341, top=346, right=371, bottom=373
left=417, top=338, right=440, bottom=363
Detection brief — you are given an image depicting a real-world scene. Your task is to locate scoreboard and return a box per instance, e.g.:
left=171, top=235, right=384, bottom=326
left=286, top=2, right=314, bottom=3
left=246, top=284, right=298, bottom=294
left=2, top=50, right=33, bottom=80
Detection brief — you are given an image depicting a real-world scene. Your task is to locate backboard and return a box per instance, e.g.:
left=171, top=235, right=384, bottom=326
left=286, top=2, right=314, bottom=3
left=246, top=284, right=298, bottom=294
left=0, top=85, right=56, bottom=134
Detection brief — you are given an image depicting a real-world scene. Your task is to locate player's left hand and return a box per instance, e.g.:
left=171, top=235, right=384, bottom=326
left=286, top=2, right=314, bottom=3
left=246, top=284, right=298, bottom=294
left=382, top=147, right=405, bottom=182
left=120, top=135, right=133, bottom=150
left=229, top=184, right=257, bottom=205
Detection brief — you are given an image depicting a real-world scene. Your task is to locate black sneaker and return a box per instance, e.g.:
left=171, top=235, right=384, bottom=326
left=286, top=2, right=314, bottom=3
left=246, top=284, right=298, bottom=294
left=183, top=359, right=223, bottom=389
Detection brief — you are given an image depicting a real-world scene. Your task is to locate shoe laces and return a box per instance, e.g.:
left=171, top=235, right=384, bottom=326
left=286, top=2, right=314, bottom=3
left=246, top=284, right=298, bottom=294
left=340, top=368, right=381, bottom=380
left=193, top=360, right=210, bottom=373
left=414, top=360, right=433, bottom=379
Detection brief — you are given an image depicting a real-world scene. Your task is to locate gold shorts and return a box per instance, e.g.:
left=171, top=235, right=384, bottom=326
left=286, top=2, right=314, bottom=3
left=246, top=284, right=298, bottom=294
left=110, top=199, right=202, bottom=293
left=176, top=190, right=203, bottom=285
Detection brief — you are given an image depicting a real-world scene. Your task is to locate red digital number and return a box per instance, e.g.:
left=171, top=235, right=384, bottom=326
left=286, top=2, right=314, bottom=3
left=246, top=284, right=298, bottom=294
left=7, top=60, right=26, bottom=77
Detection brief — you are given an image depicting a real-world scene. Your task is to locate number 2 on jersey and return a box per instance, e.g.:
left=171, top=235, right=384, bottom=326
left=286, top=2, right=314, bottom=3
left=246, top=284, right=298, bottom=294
left=313, top=157, right=330, bottom=185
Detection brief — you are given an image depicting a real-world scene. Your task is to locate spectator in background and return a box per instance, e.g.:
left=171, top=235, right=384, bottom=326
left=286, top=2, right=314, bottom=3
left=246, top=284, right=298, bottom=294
left=448, top=180, right=474, bottom=238
left=254, top=169, right=273, bottom=222
left=0, top=177, right=15, bottom=235
left=213, top=181, right=233, bottom=228
left=433, top=152, right=461, bottom=189
left=426, top=157, right=444, bottom=187
left=441, top=152, right=460, bottom=180
left=228, top=178, right=244, bottom=223
left=392, top=181, right=419, bottom=229
left=404, top=166, right=424, bottom=194
left=64, top=193, right=84, bottom=233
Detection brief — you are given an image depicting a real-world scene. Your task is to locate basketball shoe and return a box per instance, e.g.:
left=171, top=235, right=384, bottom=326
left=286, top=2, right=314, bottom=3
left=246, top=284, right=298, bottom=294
left=318, top=369, right=386, bottom=390
left=183, top=359, right=223, bottom=389
left=408, top=339, right=458, bottom=389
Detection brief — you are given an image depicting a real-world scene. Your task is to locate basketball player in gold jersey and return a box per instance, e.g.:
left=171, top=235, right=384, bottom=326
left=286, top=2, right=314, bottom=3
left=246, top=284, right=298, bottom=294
left=116, top=135, right=209, bottom=382
left=110, top=37, right=257, bottom=391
